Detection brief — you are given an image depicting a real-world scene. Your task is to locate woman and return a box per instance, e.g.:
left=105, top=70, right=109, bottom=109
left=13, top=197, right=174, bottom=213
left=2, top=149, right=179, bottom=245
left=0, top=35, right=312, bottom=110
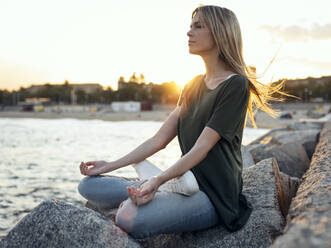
left=78, top=5, right=285, bottom=239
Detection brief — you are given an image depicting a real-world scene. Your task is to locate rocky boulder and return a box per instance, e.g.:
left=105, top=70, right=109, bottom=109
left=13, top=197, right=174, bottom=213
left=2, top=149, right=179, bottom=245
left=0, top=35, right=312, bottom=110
left=0, top=200, right=141, bottom=248
left=248, top=129, right=320, bottom=160
left=132, top=158, right=287, bottom=248
left=272, top=129, right=320, bottom=159
left=1, top=158, right=288, bottom=248
left=286, top=121, right=323, bottom=131
left=272, top=122, right=331, bottom=248
left=279, top=172, right=300, bottom=210
left=249, top=142, right=310, bottom=178
left=248, top=128, right=286, bottom=146
left=241, top=145, right=255, bottom=168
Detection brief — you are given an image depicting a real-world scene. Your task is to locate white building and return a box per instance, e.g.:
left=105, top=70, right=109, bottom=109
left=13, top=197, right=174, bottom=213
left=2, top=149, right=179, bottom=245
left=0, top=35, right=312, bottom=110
left=111, top=101, right=141, bottom=112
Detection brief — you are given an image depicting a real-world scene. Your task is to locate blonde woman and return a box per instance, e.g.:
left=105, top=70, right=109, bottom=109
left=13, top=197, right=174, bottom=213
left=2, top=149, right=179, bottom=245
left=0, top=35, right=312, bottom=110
left=78, top=5, right=285, bottom=238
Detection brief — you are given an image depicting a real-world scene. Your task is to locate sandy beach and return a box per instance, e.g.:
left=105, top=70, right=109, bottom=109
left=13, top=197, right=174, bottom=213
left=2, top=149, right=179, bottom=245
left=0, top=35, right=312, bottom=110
left=0, top=102, right=330, bottom=129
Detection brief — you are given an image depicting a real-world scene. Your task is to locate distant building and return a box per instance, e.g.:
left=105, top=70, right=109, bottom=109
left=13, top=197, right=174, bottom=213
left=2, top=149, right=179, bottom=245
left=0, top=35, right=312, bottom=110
left=285, top=76, right=331, bottom=87
left=18, top=97, right=51, bottom=112
left=111, top=101, right=153, bottom=112
left=111, top=101, right=141, bottom=112
left=26, top=83, right=102, bottom=94
left=25, top=83, right=103, bottom=104
left=70, top=84, right=103, bottom=94
left=70, top=84, right=103, bottom=104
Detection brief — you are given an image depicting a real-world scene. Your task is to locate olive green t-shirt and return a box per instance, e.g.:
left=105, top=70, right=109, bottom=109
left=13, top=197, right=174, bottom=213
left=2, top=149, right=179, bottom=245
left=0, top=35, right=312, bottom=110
left=177, top=74, right=253, bottom=232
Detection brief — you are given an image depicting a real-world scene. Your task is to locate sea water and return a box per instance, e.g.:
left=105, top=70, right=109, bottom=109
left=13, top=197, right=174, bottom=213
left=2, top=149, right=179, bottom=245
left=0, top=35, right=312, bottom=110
left=0, top=118, right=269, bottom=237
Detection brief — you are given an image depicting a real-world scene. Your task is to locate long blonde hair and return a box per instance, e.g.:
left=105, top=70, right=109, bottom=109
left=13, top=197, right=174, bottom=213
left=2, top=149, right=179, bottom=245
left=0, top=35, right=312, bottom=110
left=180, top=5, right=290, bottom=128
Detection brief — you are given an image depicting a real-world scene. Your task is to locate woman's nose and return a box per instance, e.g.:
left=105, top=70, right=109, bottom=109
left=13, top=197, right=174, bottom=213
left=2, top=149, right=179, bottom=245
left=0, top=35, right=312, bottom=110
left=187, top=29, right=192, bottom=37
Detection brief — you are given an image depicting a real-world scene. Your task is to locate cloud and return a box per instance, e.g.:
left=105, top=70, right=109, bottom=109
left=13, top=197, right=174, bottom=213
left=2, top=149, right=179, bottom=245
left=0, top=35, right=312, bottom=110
left=284, top=57, right=331, bottom=71
left=260, top=23, right=331, bottom=41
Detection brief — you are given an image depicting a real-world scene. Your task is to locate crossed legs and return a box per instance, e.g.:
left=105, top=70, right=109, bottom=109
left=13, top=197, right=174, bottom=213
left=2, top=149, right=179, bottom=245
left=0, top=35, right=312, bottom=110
left=77, top=160, right=215, bottom=238
left=132, top=159, right=200, bottom=196
left=77, top=175, right=219, bottom=239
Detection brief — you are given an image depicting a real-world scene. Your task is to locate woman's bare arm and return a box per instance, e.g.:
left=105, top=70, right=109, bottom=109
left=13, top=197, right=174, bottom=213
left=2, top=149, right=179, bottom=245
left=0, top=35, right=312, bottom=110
left=155, top=126, right=221, bottom=185
left=108, top=106, right=181, bottom=171
left=135, top=126, right=222, bottom=203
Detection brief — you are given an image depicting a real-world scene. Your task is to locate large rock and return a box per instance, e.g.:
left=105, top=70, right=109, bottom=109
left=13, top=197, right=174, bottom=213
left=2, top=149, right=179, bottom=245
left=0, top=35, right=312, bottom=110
left=271, top=130, right=320, bottom=159
left=0, top=200, right=141, bottom=248
left=248, top=128, right=287, bottom=146
left=272, top=122, right=331, bottom=248
left=134, top=158, right=287, bottom=248
left=249, top=142, right=310, bottom=178
left=1, top=158, right=289, bottom=248
left=276, top=130, right=319, bottom=159
left=241, top=145, right=255, bottom=168
left=248, top=129, right=320, bottom=160
left=279, top=172, right=300, bottom=210
left=286, top=121, right=323, bottom=131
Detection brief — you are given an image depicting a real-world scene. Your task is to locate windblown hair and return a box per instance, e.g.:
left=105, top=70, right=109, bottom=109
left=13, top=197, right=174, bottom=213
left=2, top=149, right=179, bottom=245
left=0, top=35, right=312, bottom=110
left=179, top=5, right=291, bottom=127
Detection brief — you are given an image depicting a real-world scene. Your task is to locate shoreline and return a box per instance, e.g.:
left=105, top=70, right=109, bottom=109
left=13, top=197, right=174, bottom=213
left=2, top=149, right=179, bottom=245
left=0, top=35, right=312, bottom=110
left=0, top=102, right=330, bottom=129
left=0, top=110, right=171, bottom=122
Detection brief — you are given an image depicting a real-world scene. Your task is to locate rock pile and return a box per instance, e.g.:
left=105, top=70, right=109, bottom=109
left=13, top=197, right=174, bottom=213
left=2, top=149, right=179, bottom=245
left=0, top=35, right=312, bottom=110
left=1, top=121, right=330, bottom=248
left=271, top=122, right=331, bottom=248
left=0, top=199, right=140, bottom=248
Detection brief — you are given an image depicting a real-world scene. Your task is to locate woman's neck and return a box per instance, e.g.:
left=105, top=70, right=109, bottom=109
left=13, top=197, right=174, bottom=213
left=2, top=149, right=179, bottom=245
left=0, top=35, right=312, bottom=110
left=201, top=53, right=233, bottom=81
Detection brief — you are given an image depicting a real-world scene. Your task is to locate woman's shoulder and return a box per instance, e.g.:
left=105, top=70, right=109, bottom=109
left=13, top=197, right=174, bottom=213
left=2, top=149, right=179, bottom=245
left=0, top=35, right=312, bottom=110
left=186, top=74, right=204, bottom=86
left=227, top=74, right=249, bottom=90
left=181, top=74, right=204, bottom=93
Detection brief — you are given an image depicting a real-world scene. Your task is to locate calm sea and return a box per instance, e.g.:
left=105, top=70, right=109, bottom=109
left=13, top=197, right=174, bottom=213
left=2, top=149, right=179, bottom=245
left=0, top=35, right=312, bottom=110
left=0, top=118, right=269, bottom=237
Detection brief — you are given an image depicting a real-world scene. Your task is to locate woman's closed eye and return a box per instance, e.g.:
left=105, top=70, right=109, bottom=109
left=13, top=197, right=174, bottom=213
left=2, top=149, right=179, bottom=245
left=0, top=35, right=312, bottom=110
left=190, top=21, right=204, bottom=29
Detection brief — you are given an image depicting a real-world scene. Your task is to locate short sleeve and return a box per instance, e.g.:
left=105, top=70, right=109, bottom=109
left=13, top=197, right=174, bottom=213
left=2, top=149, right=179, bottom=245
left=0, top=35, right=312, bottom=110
left=176, top=82, right=190, bottom=106
left=177, top=87, right=185, bottom=106
left=206, top=75, right=249, bottom=142
left=177, top=75, right=203, bottom=106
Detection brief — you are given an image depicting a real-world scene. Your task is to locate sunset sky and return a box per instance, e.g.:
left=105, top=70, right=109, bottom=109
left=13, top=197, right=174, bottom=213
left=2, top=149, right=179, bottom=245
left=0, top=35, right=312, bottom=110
left=0, top=0, right=330, bottom=91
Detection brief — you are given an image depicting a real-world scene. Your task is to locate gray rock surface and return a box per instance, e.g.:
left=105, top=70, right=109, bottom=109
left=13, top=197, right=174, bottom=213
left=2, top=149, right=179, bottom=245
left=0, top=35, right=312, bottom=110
left=241, top=145, right=255, bottom=168
left=0, top=200, right=141, bottom=248
left=3, top=158, right=286, bottom=248
left=272, top=122, right=331, bottom=248
left=134, top=158, right=287, bottom=248
left=249, top=142, right=310, bottom=178
left=279, top=172, right=300, bottom=210
left=271, top=130, right=320, bottom=159
left=248, top=128, right=287, bottom=146
left=248, top=129, right=320, bottom=160
left=286, top=121, right=323, bottom=131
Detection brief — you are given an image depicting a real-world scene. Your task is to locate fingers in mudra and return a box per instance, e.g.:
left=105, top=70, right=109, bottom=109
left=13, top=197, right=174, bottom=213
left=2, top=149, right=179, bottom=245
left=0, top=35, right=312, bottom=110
left=80, top=162, right=88, bottom=175
left=127, top=186, right=152, bottom=206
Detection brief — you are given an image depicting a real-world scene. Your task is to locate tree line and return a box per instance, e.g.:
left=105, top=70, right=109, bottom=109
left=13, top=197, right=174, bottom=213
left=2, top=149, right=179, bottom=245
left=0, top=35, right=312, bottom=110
left=1, top=73, right=330, bottom=106
left=0, top=73, right=181, bottom=106
left=272, top=76, right=331, bottom=102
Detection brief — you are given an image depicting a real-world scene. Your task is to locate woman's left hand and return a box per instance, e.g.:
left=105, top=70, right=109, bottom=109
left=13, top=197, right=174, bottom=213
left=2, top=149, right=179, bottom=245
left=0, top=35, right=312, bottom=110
left=127, top=176, right=161, bottom=206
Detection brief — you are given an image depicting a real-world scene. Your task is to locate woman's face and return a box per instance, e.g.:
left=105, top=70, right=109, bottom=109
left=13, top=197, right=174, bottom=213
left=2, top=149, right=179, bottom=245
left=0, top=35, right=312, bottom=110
left=187, top=13, right=217, bottom=56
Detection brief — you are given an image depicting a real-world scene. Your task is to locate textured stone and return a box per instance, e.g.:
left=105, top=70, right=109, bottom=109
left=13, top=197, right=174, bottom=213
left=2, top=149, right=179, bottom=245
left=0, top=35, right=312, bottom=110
left=272, top=130, right=320, bottom=159
left=247, top=128, right=287, bottom=146
left=272, top=122, right=331, bottom=248
left=248, top=129, right=320, bottom=160
left=241, top=145, right=255, bottom=168
left=250, top=142, right=310, bottom=178
left=279, top=172, right=300, bottom=210
left=0, top=200, right=141, bottom=248
left=286, top=121, right=323, bottom=131
left=134, top=158, right=286, bottom=248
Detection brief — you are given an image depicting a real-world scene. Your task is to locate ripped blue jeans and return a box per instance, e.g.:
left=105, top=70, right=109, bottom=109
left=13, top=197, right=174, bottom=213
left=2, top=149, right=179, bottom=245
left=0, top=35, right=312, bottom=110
left=77, top=173, right=219, bottom=239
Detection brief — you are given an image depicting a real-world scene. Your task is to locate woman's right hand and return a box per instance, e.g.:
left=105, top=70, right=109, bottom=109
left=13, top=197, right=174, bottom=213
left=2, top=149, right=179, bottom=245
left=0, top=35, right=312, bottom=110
left=79, top=160, right=115, bottom=176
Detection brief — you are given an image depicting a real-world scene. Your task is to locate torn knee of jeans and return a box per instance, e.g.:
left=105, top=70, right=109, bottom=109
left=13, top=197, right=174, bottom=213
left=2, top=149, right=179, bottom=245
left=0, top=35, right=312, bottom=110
left=115, top=199, right=139, bottom=232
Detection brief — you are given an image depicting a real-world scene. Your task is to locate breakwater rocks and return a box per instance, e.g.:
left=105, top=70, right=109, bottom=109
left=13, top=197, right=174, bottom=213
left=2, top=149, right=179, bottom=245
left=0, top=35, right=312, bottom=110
left=1, top=121, right=330, bottom=248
